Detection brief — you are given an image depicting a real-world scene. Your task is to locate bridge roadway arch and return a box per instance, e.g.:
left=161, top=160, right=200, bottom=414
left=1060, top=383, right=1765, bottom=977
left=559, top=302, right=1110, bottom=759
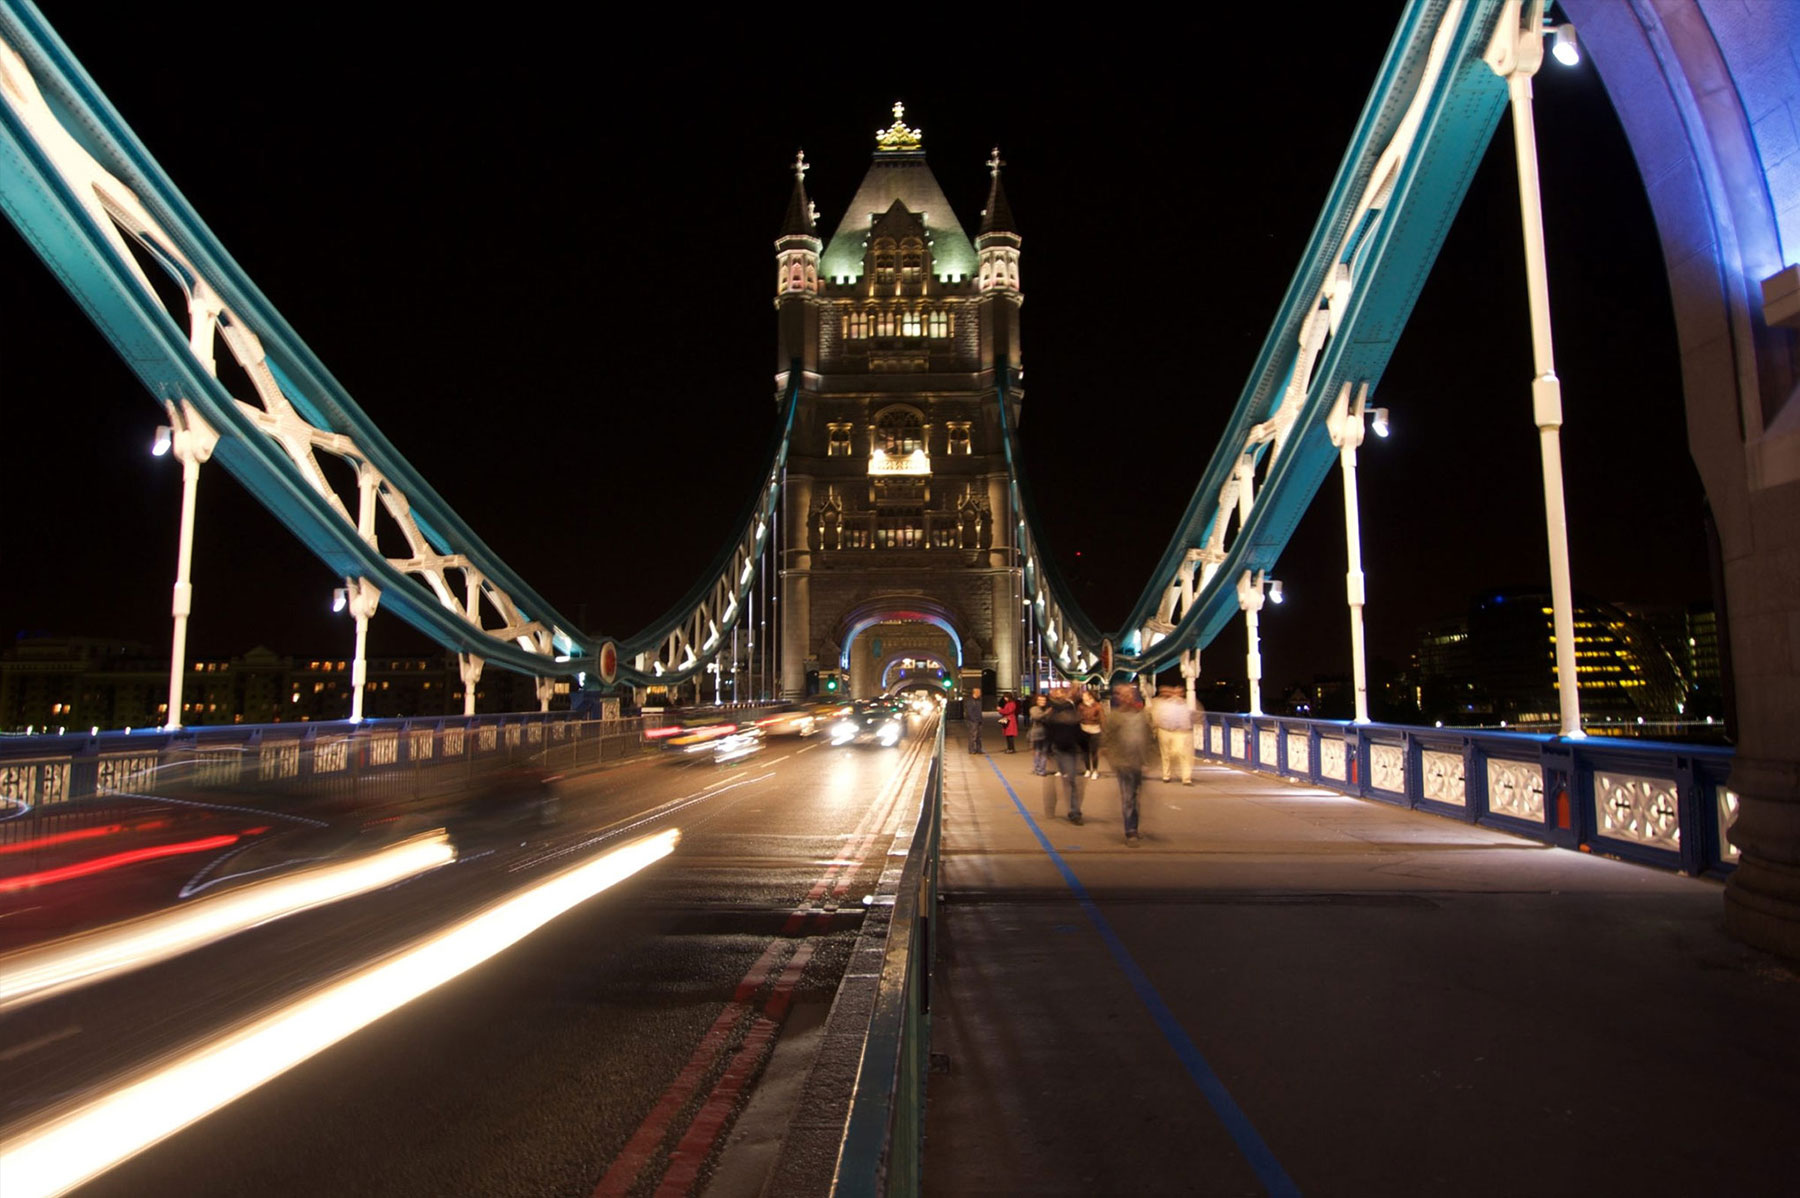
left=878, top=650, right=954, bottom=694
left=833, top=595, right=966, bottom=701
left=1563, top=0, right=1800, bottom=956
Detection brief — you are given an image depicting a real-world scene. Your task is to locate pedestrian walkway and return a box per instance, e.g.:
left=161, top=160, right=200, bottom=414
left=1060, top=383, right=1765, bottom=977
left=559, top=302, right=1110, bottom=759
left=922, top=746, right=1800, bottom=1196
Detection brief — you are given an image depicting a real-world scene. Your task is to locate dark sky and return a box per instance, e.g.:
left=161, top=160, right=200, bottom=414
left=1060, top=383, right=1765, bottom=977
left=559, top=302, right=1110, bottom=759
left=0, top=8, right=1708, bottom=694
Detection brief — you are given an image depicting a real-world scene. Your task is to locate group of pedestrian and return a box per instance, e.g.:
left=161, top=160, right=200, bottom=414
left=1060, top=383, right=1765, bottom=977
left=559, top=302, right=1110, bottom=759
left=964, top=680, right=1201, bottom=846
left=966, top=686, right=1027, bottom=755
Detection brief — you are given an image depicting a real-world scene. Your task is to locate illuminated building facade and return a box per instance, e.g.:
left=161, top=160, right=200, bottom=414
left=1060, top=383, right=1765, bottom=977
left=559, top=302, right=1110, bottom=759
left=1412, top=589, right=1692, bottom=729
left=775, top=106, right=1024, bottom=701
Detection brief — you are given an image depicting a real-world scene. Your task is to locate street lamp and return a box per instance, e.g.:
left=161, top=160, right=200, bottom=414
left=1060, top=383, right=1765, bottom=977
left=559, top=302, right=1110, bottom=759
left=1485, top=0, right=1586, bottom=739
left=1326, top=381, right=1385, bottom=725
left=1549, top=23, right=1579, bottom=67
left=155, top=401, right=219, bottom=730
left=334, top=580, right=380, bottom=721
left=1236, top=569, right=1280, bottom=717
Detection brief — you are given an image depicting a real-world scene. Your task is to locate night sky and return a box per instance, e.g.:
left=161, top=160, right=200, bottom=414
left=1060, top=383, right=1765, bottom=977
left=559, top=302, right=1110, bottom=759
left=0, top=8, right=1708, bottom=695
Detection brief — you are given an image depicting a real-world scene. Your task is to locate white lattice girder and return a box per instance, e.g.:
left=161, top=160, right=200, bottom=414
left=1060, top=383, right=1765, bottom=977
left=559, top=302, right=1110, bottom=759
left=0, top=25, right=570, bottom=673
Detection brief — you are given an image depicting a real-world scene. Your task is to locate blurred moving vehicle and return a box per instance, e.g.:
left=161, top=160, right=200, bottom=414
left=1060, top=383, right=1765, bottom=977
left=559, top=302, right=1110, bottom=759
left=441, top=763, right=563, bottom=848
left=645, top=709, right=766, bottom=763
left=753, top=702, right=820, bottom=737
left=828, top=701, right=907, bottom=748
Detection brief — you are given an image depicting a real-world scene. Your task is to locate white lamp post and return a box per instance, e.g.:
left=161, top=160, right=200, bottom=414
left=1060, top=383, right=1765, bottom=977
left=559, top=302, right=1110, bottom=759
left=1237, top=569, right=1279, bottom=717
left=1485, top=1, right=1586, bottom=739
left=335, top=580, right=380, bottom=721
left=155, top=400, right=219, bottom=730
left=1325, top=382, right=1387, bottom=725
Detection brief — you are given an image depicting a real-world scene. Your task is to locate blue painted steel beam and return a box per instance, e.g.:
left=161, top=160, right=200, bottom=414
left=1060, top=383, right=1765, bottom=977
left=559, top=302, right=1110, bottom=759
left=1007, top=0, right=1513, bottom=680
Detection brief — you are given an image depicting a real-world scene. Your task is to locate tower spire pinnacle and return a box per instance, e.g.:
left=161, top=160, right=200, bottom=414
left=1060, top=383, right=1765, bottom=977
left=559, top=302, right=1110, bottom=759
left=978, top=146, right=1017, bottom=237
left=875, top=101, right=923, bottom=153
left=779, top=148, right=818, bottom=238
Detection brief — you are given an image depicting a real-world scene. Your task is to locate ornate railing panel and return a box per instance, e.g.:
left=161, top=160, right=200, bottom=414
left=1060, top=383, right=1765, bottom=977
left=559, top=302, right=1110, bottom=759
left=1421, top=749, right=1467, bottom=808
left=1486, top=757, right=1543, bottom=823
left=1594, top=771, right=1681, bottom=853
left=1320, top=737, right=1347, bottom=783
left=1371, top=744, right=1407, bottom=795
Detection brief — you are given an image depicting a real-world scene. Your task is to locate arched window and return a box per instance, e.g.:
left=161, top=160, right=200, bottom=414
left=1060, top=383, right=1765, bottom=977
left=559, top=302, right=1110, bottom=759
left=874, top=407, right=924, bottom=455
left=899, top=237, right=925, bottom=281
left=872, top=238, right=897, bottom=285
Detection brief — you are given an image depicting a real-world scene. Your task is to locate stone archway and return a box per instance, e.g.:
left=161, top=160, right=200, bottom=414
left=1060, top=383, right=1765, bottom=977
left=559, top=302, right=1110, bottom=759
left=1561, top=0, right=1800, bottom=955
left=877, top=649, right=955, bottom=695
left=833, top=595, right=967, bottom=700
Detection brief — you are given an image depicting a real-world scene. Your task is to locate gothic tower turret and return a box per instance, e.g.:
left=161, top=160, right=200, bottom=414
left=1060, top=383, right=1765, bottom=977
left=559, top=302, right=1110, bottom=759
left=776, top=107, right=1023, bottom=704
left=976, top=147, right=1023, bottom=381
left=775, top=150, right=822, bottom=387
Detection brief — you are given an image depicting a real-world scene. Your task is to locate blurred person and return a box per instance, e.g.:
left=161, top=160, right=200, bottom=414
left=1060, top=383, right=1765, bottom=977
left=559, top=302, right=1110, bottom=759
left=998, top=692, right=1020, bottom=754
left=1102, top=684, right=1154, bottom=845
left=1077, top=688, right=1105, bottom=779
left=1027, top=691, right=1050, bottom=775
left=1042, top=688, right=1085, bottom=823
left=964, top=686, right=984, bottom=754
left=1151, top=684, right=1198, bottom=785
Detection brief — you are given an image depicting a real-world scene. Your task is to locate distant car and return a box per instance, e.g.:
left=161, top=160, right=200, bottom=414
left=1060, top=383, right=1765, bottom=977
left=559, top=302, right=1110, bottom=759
left=828, top=701, right=907, bottom=748
left=753, top=703, right=818, bottom=737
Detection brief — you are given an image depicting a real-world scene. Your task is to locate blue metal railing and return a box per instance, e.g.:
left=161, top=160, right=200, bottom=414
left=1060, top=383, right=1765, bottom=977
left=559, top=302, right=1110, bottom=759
left=830, top=717, right=944, bottom=1198
left=1197, top=714, right=1738, bottom=877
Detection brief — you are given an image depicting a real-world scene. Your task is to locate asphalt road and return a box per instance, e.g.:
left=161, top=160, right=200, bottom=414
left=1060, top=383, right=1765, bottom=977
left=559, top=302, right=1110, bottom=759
left=1, top=720, right=936, bottom=1197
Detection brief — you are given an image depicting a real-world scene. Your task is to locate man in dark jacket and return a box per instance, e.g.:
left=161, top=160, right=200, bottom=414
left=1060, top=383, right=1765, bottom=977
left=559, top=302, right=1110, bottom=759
left=963, top=687, right=984, bottom=753
left=1042, top=689, right=1085, bottom=824
left=1102, top=684, right=1154, bottom=845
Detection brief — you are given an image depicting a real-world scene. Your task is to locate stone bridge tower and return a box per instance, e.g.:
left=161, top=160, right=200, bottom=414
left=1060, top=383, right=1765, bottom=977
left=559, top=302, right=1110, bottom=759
left=775, top=106, right=1023, bottom=702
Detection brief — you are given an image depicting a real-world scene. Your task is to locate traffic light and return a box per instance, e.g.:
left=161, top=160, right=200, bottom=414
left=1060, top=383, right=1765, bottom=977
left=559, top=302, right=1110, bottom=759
left=805, top=669, right=820, bottom=695
left=824, top=673, right=840, bottom=693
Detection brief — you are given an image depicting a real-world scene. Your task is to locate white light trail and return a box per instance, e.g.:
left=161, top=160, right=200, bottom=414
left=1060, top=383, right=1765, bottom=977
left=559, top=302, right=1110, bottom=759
left=0, top=830, right=456, bottom=1014
left=0, top=827, right=679, bottom=1198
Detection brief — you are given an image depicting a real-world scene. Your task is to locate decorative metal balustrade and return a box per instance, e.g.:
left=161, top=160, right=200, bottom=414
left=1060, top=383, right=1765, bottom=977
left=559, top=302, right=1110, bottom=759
left=1197, top=713, right=1738, bottom=876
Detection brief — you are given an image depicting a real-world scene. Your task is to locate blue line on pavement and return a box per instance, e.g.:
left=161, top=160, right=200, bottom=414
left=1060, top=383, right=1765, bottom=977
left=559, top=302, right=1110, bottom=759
left=985, top=758, right=1301, bottom=1197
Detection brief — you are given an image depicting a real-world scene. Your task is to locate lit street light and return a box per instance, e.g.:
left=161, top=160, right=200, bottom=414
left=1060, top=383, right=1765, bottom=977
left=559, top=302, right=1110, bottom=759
left=1326, top=381, right=1385, bottom=725
left=155, top=401, right=219, bottom=730
left=1485, top=0, right=1587, bottom=739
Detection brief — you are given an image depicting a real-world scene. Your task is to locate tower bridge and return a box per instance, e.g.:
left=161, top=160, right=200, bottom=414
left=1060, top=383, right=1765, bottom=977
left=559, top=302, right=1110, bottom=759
left=3, top=1, right=1800, bottom=1192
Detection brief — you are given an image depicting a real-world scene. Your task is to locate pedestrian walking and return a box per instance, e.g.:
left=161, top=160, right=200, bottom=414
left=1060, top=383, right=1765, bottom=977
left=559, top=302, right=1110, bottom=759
left=1101, top=684, right=1154, bottom=845
left=998, top=692, right=1020, bottom=753
left=1151, top=685, right=1198, bottom=784
left=1042, top=688, right=1085, bottom=823
left=1027, top=692, right=1050, bottom=775
left=1077, top=688, right=1105, bottom=778
left=964, top=687, right=984, bottom=754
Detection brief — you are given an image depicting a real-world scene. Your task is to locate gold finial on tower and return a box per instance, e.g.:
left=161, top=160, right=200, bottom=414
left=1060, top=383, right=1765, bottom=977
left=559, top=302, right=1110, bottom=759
left=875, top=101, right=923, bottom=153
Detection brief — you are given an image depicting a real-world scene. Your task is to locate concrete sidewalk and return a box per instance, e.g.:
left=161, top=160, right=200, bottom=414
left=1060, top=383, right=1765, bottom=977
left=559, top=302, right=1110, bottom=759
left=922, top=742, right=1800, bottom=1196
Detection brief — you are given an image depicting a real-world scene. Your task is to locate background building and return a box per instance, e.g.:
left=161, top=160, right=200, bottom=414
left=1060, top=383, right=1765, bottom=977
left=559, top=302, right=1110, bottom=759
left=1406, top=589, right=1709, bottom=735
left=0, top=635, right=566, bottom=730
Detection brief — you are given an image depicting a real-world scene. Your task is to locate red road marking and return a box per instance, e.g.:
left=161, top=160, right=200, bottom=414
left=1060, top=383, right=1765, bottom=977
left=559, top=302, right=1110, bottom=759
left=654, top=942, right=816, bottom=1197
left=593, top=735, right=923, bottom=1195
left=591, top=939, right=794, bottom=1197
